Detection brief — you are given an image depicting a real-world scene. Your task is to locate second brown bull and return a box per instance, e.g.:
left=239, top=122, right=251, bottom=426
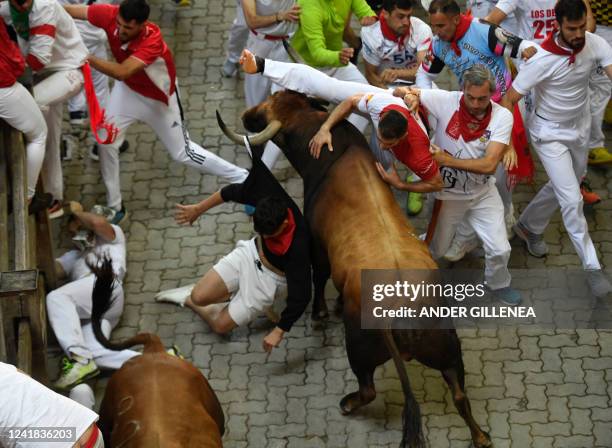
left=218, top=91, right=492, bottom=448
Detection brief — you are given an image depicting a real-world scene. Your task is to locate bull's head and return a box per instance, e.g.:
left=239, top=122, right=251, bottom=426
left=217, top=90, right=328, bottom=149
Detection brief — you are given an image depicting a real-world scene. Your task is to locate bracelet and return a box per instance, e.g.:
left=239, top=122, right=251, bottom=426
left=275, top=13, right=281, bottom=23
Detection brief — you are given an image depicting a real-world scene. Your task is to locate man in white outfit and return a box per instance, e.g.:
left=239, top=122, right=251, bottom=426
left=0, top=17, right=48, bottom=207
left=65, top=0, right=249, bottom=224
left=222, top=1, right=250, bottom=78
left=1, top=0, right=88, bottom=218
left=242, top=0, right=300, bottom=170
left=500, top=0, right=612, bottom=297
left=400, top=65, right=521, bottom=304
left=47, top=202, right=139, bottom=390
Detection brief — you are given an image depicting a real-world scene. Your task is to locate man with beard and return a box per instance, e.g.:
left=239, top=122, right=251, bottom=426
left=400, top=64, right=521, bottom=304
left=500, top=0, right=612, bottom=298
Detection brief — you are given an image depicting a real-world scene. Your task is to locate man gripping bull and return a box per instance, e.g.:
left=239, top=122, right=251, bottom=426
left=240, top=49, right=444, bottom=194
left=417, top=0, right=535, bottom=261
left=399, top=64, right=521, bottom=304
left=64, top=0, right=249, bottom=224
left=158, top=150, right=312, bottom=353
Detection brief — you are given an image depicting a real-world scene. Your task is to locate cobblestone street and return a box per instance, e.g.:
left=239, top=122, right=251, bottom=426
left=48, top=1, right=612, bottom=446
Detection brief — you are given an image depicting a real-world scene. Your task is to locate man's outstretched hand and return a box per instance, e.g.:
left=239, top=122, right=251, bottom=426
left=239, top=49, right=258, bottom=74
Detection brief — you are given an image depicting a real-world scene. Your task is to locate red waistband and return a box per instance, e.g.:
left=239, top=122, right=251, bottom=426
left=250, top=29, right=288, bottom=41
left=84, top=425, right=100, bottom=448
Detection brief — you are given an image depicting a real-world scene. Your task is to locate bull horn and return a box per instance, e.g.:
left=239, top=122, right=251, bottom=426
left=216, top=110, right=282, bottom=146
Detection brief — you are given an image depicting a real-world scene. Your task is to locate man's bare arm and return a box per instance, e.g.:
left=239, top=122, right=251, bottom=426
left=308, top=94, right=364, bottom=158
left=431, top=142, right=506, bottom=175
left=63, top=4, right=89, bottom=20
left=88, top=54, right=146, bottom=81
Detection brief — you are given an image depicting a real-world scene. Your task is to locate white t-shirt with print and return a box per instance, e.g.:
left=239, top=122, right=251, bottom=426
left=495, top=0, right=557, bottom=43
left=361, top=17, right=432, bottom=72
left=420, top=90, right=513, bottom=200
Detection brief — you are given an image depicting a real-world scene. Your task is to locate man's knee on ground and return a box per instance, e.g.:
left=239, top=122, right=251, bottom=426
left=209, top=318, right=234, bottom=335
left=190, top=286, right=214, bottom=307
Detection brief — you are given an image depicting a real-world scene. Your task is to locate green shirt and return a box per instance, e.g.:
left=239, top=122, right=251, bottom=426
left=291, top=0, right=375, bottom=67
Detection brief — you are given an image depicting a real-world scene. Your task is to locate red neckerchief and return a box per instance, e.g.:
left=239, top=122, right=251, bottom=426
left=450, top=13, right=472, bottom=56
left=379, top=12, right=410, bottom=49
left=84, top=426, right=100, bottom=448
left=540, top=31, right=583, bottom=65
left=81, top=63, right=118, bottom=144
left=446, top=95, right=492, bottom=142
left=264, top=208, right=296, bottom=256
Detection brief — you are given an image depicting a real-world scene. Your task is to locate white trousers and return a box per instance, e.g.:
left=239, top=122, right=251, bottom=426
left=33, top=69, right=84, bottom=201
left=451, top=163, right=513, bottom=243
left=46, top=275, right=139, bottom=367
left=588, top=25, right=612, bottom=150
left=520, top=113, right=600, bottom=270
left=226, top=0, right=249, bottom=64
left=0, top=82, right=48, bottom=199
left=68, top=42, right=109, bottom=113
left=99, top=81, right=249, bottom=209
left=263, top=59, right=380, bottom=133
left=430, top=183, right=512, bottom=290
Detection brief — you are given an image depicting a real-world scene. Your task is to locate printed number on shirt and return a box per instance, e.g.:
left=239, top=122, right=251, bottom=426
left=392, top=49, right=415, bottom=66
left=533, top=18, right=556, bottom=40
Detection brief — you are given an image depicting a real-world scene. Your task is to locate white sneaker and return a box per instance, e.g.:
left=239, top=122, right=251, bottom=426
left=155, top=284, right=195, bottom=306
left=443, top=237, right=480, bottom=262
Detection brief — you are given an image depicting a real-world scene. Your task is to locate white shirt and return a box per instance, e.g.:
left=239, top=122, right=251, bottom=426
left=420, top=90, right=513, bottom=200
left=468, top=0, right=520, bottom=36
left=250, top=0, right=297, bottom=37
left=512, top=32, right=612, bottom=121
left=57, top=224, right=127, bottom=283
left=495, top=0, right=557, bottom=43
left=356, top=93, right=408, bottom=128
left=0, top=0, right=87, bottom=73
left=361, top=17, right=432, bottom=72
left=58, top=0, right=107, bottom=49
left=0, top=362, right=98, bottom=448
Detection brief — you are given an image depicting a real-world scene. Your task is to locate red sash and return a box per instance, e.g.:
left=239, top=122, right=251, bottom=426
left=81, top=63, right=118, bottom=144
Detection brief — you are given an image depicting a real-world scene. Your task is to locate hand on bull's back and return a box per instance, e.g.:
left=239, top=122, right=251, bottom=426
left=308, top=128, right=333, bottom=159
left=375, top=162, right=402, bottom=189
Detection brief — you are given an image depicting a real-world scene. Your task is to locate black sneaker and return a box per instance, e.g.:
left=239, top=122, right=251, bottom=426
left=28, top=192, right=53, bottom=215
left=90, top=140, right=129, bottom=161
left=119, top=140, right=130, bottom=154
left=69, top=111, right=88, bottom=127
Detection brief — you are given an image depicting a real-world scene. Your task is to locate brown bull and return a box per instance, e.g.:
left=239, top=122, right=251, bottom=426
left=218, top=91, right=491, bottom=448
left=90, top=260, right=225, bottom=447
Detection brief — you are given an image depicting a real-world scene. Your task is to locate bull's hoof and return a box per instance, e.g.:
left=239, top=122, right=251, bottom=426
left=311, top=309, right=329, bottom=321
left=471, top=431, right=493, bottom=448
left=339, top=392, right=361, bottom=415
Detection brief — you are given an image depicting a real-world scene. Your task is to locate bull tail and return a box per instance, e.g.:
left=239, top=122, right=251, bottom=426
left=382, top=329, right=425, bottom=448
left=91, top=258, right=165, bottom=354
